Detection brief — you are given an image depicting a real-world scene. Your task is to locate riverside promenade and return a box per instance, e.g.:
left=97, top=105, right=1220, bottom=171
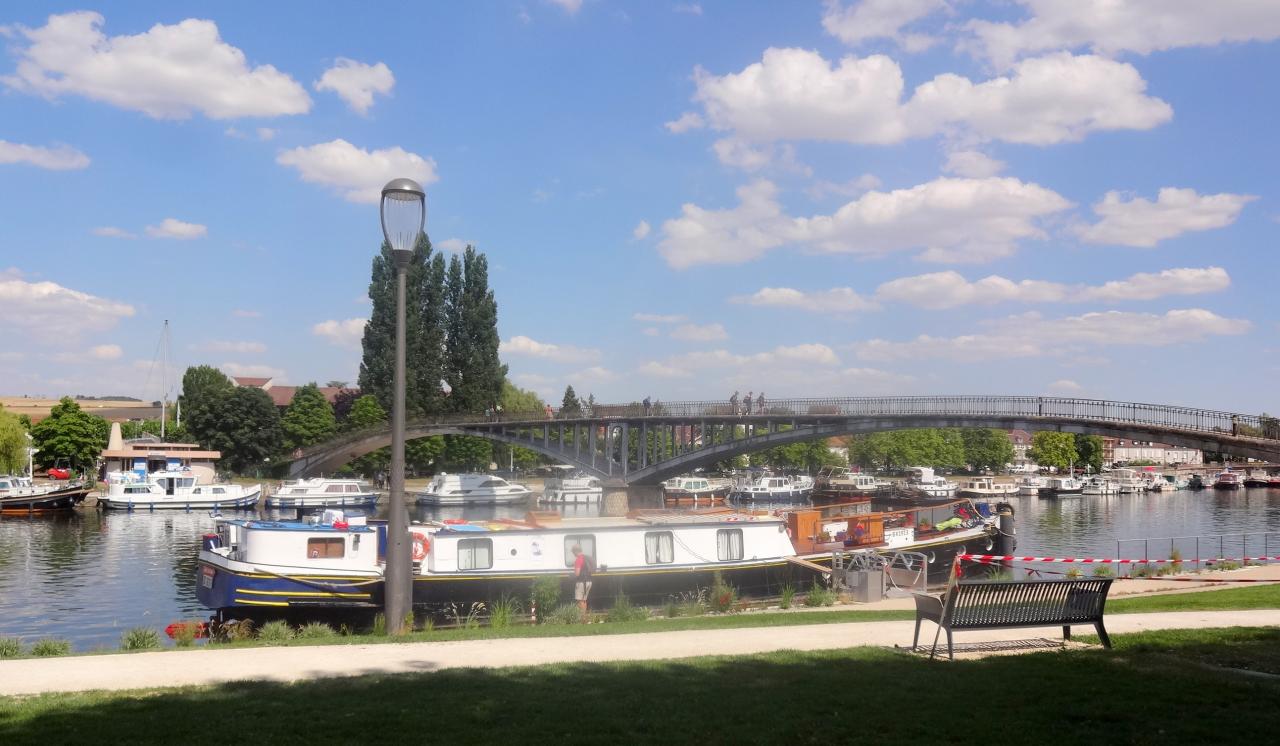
left=4, top=609, right=1279, bottom=697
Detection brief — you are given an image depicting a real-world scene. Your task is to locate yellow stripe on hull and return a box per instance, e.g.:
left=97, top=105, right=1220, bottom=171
left=234, top=598, right=290, bottom=607
left=238, top=589, right=371, bottom=599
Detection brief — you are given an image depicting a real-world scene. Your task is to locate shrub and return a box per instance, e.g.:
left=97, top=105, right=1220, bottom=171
left=803, top=580, right=837, bottom=607
left=1213, top=560, right=1242, bottom=571
left=708, top=572, right=739, bottom=613
left=546, top=603, right=582, bottom=625
left=371, top=613, right=387, bottom=636
left=171, top=622, right=200, bottom=648
left=448, top=602, right=485, bottom=629
left=663, top=601, right=681, bottom=618
left=31, top=639, right=71, bottom=657
left=1131, top=564, right=1154, bottom=578
left=257, top=620, right=295, bottom=643
left=399, top=611, right=416, bottom=635
left=1092, top=565, right=1114, bottom=578
left=298, top=622, right=336, bottom=639
left=673, top=589, right=707, bottom=617
left=606, top=593, right=649, bottom=623
left=779, top=583, right=796, bottom=610
left=0, top=638, right=22, bottom=658
left=531, top=576, right=562, bottom=623
left=490, top=595, right=523, bottom=629
left=120, top=627, right=161, bottom=651
left=1065, top=568, right=1083, bottom=579
left=212, top=619, right=256, bottom=643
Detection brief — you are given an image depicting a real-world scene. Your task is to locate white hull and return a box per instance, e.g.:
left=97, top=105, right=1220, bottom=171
left=539, top=487, right=603, bottom=504
left=417, top=490, right=531, bottom=506
left=102, top=484, right=261, bottom=510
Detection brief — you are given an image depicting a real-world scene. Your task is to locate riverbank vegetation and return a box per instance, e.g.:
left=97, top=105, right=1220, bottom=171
left=2, top=627, right=1277, bottom=744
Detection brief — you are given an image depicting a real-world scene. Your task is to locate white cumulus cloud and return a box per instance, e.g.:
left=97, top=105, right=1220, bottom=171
left=1, top=11, right=310, bottom=119
left=822, top=0, right=947, bottom=51
left=315, top=58, right=394, bottom=115
left=1047, top=379, right=1083, bottom=394
left=88, top=344, right=122, bottom=360
left=964, top=0, right=1280, bottom=69
left=658, top=176, right=1071, bottom=268
left=277, top=139, right=438, bottom=204
left=942, top=150, right=1005, bottom=178
left=875, top=267, right=1231, bottom=309
left=0, top=140, right=90, bottom=170
left=92, top=226, right=135, bottom=239
left=312, top=318, right=366, bottom=347
left=1077, top=187, right=1255, bottom=247
left=501, top=335, right=600, bottom=364
left=222, top=362, right=287, bottom=381
left=664, top=112, right=705, bottom=133
left=632, top=220, right=651, bottom=240
left=145, top=218, right=207, bottom=240
left=0, top=276, right=135, bottom=338
left=683, top=47, right=1170, bottom=147
left=192, top=340, right=267, bottom=354
left=730, top=287, right=879, bottom=313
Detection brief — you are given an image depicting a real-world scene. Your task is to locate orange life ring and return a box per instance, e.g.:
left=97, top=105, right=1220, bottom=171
left=411, top=531, right=430, bottom=561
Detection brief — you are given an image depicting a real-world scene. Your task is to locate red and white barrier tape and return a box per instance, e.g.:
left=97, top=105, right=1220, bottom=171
left=956, top=554, right=1280, bottom=565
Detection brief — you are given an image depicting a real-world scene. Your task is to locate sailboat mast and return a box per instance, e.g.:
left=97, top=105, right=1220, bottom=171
left=160, top=320, right=169, bottom=440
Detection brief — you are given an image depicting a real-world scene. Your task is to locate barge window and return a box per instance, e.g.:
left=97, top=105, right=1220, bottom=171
left=563, top=535, right=596, bottom=566
left=325, top=484, right=345, bottom=493
left=644, top=532, right=674, bottom=564
left=458, top=538, right=493, bottom=570
left=307, top=537, right=345, bottom=559
left=717, top=529, right=744, bottom=561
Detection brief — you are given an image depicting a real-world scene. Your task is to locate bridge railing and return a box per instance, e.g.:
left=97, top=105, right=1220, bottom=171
left=293, top=395, right=1279, bottom=463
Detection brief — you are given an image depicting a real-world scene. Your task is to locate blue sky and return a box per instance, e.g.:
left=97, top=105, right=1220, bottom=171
left=1, top=1, right=1277, bottom=413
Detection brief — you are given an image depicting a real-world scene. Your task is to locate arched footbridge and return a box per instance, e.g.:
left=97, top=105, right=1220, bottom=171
left=286, top=396, right=1280, bottom=485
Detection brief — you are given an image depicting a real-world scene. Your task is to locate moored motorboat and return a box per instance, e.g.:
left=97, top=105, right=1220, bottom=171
left=1213, top=471, right=1242, bottom=489
left=661, top=475, right=729, bottom=505
left=1109, top=469, right=1147, bottom=494
left=813, top=467, right=889, bottom=501
left=415, top=473, right=533, bottom=506
left=266, top=477, right=379, bottom=509
left=1243, top=473, right=1270, bottom=488
left=100, top=469, right=261, bottom=510
left=906, top=467, right=957, bottom=498
left=956, top=476, right=1017, bottom=498
left=1269, top=475, right=1280, bottom=489
left=729, top=474, right=814, bottom=502
left=1016, top=474, right=1048, bottom=497
left=0, top=475, right=92, bottom=514
left=1039, top=476, right=1084, bottom=497
left=539, top=467, right=603, bottom=504
left=1187, top=474, right=1208, bottom=490
left=1081, top=475, right=1119, bottom=495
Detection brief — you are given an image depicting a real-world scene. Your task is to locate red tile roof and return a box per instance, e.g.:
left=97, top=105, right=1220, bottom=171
left=232, top=376, right=272, bottom=387
left=266, top=386, right=348, bottom=408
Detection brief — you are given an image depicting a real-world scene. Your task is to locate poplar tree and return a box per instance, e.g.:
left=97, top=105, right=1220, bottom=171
left=443, top=247, right=507, bottom=413
left=359, top=235, right=446, bottom=417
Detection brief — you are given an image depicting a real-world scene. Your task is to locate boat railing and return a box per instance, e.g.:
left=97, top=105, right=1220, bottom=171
left=832, top=549, right=928, bottom=597
left=1114, top=532, right=1280, bottom=576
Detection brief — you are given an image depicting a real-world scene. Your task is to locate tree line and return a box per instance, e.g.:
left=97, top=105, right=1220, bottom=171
left=846, top=428, right=1105, bottom=473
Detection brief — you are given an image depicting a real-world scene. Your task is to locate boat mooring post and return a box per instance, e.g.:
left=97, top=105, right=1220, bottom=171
left=995, top=502, right=1015, bottom=576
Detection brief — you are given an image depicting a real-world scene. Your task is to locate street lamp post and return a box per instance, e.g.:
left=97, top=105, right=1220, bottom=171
left=380, top=177, right=426, bottom=634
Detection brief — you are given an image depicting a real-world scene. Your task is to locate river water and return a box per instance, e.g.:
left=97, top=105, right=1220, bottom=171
left=2, top=488, right=1279, bottom=651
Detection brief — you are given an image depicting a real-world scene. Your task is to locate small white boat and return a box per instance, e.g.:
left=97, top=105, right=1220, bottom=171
left=101, top=469, right=261, bottom=510
left=813, top=467, right=889, bottom=499
left=906, top=467, right=957, bottom=498
left=1016, top=475, right=1049, bottom=497
left=729, top=474, right=814, bottom=502
left=1039, top=476, right=1084, bottom=497
left=539, top=467, right=603, bottom=504
left=266, top=477, right=379, bottom=509
left=1081, top=476, right=1120, bottom=495
left=661, top=476, right=729, bottom=504
left=415, top=472, right=533, bottom=506
left=1110, top=469, right=1147, bottom=494
left=1213, top=471, right=1242, bottom=490
left=956, top=477, right=1018, bottom=498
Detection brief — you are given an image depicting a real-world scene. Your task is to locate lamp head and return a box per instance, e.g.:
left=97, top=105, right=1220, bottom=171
left=380, top=178, right=426, bottom=258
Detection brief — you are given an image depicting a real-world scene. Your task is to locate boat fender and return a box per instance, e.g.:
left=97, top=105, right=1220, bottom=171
left=411, top=531, right=430, bottom=561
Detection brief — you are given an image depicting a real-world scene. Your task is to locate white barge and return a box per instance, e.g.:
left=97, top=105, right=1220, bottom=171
left=101, top=469, right=261, bottom=510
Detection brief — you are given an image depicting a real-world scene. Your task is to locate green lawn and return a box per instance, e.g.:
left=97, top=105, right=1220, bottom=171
left=1107, top=582, right=1280, bottom=613
left=2, top=627, right=1277, bottom=745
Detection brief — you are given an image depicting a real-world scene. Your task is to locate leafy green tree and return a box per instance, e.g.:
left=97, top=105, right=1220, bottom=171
left=120, top=420, right=163, bottom=440
left=441, top=435, right=492, bottom=471
left=444, top=247, right=507, bottom=414
left=961, top=428, right=1015, bottom=472
left=346, top=395, right=387, bottom=429
left=29, top=397, right=109, bottom=471
left=1074, top=434, right=1105, bottom=473
left=406, top=436, right=446, bottom=474
left=281, top=383, right=337, bottom=449
left=359, top=236, right=447, bottom=417
left=847, top=429, right=966, bottom=471
left=0, top=406, right=30, bottom=474
left=1028, top=431, right=1077, bottom=470
left=206, top=388, right=283, bottom=473
left=180, top=365, right=236, bottom=448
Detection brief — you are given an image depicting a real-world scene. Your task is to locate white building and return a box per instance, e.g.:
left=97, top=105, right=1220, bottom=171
left=1108, top=439, right=1203, bottom=466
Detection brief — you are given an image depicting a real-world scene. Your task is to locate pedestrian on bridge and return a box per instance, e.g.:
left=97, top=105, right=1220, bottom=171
left=643, top=396, right=651, bottom=416
left=744, top=391, right=753, bottom=415
left=757, top=392, right=765, bottom=414
left=730, top=391, right=739, bottom=416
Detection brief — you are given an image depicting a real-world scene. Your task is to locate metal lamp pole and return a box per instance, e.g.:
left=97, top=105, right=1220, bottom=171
left=379, top=177, right=426, bottom=634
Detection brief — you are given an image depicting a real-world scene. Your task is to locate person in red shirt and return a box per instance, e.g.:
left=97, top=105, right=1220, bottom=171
left=572, top=544, right=593, bottom=621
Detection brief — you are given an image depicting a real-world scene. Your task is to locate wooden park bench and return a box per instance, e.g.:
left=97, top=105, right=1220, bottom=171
left=912, top=579, right=1113, bottom=660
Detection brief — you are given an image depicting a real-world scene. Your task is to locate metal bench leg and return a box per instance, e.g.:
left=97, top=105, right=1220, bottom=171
left=946, top=628, right=953, bottom=661
left=1095, top=621, right=1112, bottom=649
left=913, top=618, right=922, bottom=652
left=1063, top=625, right=1071, bottom=642
left=929, top=622, right=943, bottom=660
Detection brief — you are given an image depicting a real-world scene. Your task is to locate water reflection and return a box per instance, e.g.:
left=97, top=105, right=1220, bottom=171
left=2, top=487, right=1278, bottom=651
